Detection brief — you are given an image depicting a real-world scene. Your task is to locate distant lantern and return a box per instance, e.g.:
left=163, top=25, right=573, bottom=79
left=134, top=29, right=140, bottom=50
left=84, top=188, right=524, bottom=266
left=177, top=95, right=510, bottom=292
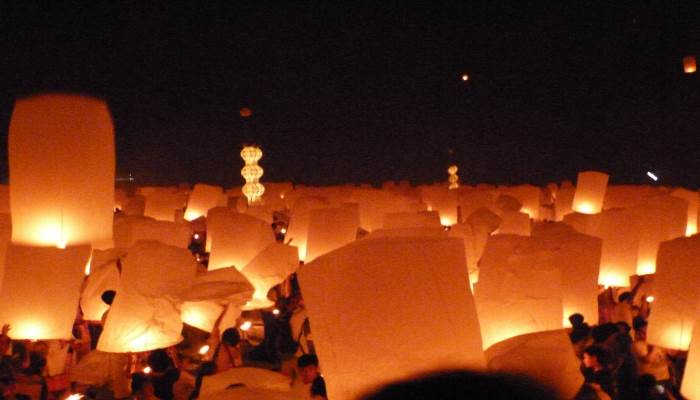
left=572, top=171, right=609, bottom=215
left=239, top=107, right=252, bottom=118
left=683, top=56, right=697, bottom=74
left=240, top=145, right=265, bottom=205
left=461, top=73, right=469, bottom=81
left=448, top=165, right=459, bottom=190
left=8, top=94, right=115, bottom=249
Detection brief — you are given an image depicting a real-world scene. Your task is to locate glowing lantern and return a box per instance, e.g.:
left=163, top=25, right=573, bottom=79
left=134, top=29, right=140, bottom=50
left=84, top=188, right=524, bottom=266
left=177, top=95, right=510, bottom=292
left=208, top=212, right=275, bottom=271
left=239, top=107, right=253, bottom=118
left=181, top=301, right=224, bottom=332
left=647, top=235, right=700, bottom=350
left=113, top=215, right=192, bottom=249
left=240, top=243, right=298, bottom=310
left=476, top=235, right=564, bottom=349
left=205, top=207, right=235, bottom=252
left=0, top=244, right=91, bottom=339
left=499, top=185, right=541, bottom=220
left=350, top=188, right=413, bottom=231
left=495, top=211, right=531, bottom=236
left=184, top=184, right=223, bottom=221
left=448, top=165, right=459, bottom=190
left=142, top=187, right=186, bottom=222
left=8, top=94, right=115, bottom=249
left=97, top=241, right=197, bottom=353
left=419, top=185, right=459, bottom=226
left=627, top=194, right=687, bottom=275
left=533, top=223, right=602, bottom=326
left=461, top=73, right=469, bottom=81
left=485, top=330, right=583, bottom=398
left=297, top=237, right=485, bottom=400
left=240, top=145, right=265, bottom=205
left=572, top=171, right=609, bottom=214
left=682, top=318, right=700, bottom=398
left=305, top=205, right=360, bottom=262
left=554, top=182, right=575, bottom=221
left=458, top=189, right=497, bottom=224
left=286, top=196, right=331, bottom=261
left=671, top=188, right=699, bottom=236
left=683, top=56, right=697, bottom=74
left=80, top=259, right=120, bottom=321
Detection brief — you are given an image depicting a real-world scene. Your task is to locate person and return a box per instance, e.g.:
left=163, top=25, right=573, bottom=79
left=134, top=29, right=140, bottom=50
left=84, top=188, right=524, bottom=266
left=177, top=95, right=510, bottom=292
left=631, top=317, right=672, bottom=393
left=569, top=313, right=592, bottom=359
left=613, top=277, right=644, bottom=326
left=297, top=354, right=326, bottom=400
left=359, top=369, right=555, bottom=400
left=582, top=345, right=615, bottom=399
left=133, top=349, right=179, bottom=400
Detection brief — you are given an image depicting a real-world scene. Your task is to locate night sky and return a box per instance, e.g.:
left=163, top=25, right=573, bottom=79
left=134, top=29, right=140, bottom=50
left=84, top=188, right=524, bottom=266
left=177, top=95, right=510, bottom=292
left=0, top=2, right=698, bottom=188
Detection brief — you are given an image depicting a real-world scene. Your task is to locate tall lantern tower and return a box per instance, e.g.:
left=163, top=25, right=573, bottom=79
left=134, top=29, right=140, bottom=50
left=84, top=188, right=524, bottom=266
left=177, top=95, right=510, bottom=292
left=240, top=145, right=265, bottom=205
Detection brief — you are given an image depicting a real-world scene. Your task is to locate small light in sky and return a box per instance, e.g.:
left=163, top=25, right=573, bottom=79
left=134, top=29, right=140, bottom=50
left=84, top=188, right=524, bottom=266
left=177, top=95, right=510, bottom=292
left=646, top=171, right=659, bottom=181
left=461, top=73, right=469, bottom=81
left=240, top=321, right=252, bottom=331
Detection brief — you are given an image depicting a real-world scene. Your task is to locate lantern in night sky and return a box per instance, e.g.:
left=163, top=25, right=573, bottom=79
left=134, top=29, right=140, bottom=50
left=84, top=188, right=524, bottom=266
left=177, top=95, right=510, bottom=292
left=8, top=94, right=115, bottom=249
left=241, top=145, right=265, bottom=205
left=239, top=107, right=253, bottom=118
left=683, top=56, right=697, bottom=74
left=571, top=171, right=609, bottom=215
left=448, top=165, right=459, bottom=190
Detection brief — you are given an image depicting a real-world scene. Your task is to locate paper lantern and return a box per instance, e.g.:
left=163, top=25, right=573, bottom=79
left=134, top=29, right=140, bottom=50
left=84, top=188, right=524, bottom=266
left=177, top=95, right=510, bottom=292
left=240, top=145, right=265, bottom=205
left=0, top=244, right=91, bottom=339
left=181, top=301, right=224, bottom=332
left=533, top=223, right=602, bottom=325
left=143, top=187, right=186, bottom=222
left=671, top=188, right=699, bottom=236
left=683, top=55, right=697, bottom=74
left=9, top=94, right=114, bottom=249
left=80, top=259, right=120, bottom=321
left=113, top=215, right=192, bottom=249
left=458, top=189, right=497, bottom=224
left=571, top=171, right=609, bottom=214
left=184, top=184, right=224, bottom=221
left=350, top=188, right=413, bottom=231
left=682, top=318, right=700, bottom=398
left=242, top=204, right=274, bottom=224
left=453, top=208, right=502, bottom=284
left=627, top=194, right=688, bottom=275
left=305, top=205, right=360, bottom=262
left=647, top=235, right=700, bottom=350
left=603, top=184, right=657, bottom=210
left=495, top=211, right=530, bottom=236
left=383, top=211, right=442, bottom=229
left=297, top=236, right=485, bottom=399
left=97, top=241, right=197, bottom=353
left=475, top=235, right=564, bottom=349
left=240, top=243, right=298, bottom=310
left=554, top=183, right=575, bottom=221
left=208, top=212, right=275, bottom=270
left=205, top=207, right=235, bottom=253
left=239, top=107, right=253, bottom=118
left=121, top=194, right=146, bottom=216
left=286, top=196, right=330, bottom=261
left=364, top=227, right=448, bottom=240
left=419, top=185, right=459, bottom=226
left=498, top=185, right=540, bottom=220
left=485, top=329, right=583, bottom=398
left=448, top=165, right=459, bottom=190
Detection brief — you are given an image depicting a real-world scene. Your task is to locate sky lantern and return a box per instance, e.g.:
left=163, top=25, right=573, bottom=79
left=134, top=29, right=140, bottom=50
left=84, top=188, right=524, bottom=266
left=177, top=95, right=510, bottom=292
left=419, top=185, right=459, bottom=226
left=571, top=171, right=609, bottom=215
left=80, top=258, right=120, bottom=322
left=671, top=188, right=699, bottom=236
left=475, top=235, right=564, bottom=349
left=349, top=188, right=413, bottom=232
left=184, top=184, right=224, bottom=221
left=297, top=236, right=485, bottom=400
left=286, top=196, right=331, bottom=261
left=113, top=215, right=193, bottom=249
left=305, top=204, right=360, bottom=262
left=485, top=330, right=583, bottom=398
left=498, top=185, right=541, bottom=220
left=240, top=243, right=298, bottom=310
left=98, top=241, right=197, bottom=353
left=239, top=107, right=253, bottom=117
left=458, top=188, right=497, bottom=224
left=142, top=187, right=186, bottom=222
left=8, top=94, right=115, bottom=249
left=554, top=182, right=575, bottom=221
left=682, top=318, right=700, bottom=398
left=647, top=235, right=700, bottom=351
left=0, top=244, right=91, bottom=339
left=241, top=145, right=265, bottom=205
left=208, top=212, right=275, bottom=270
left=683, top=55, right=697, bottom=74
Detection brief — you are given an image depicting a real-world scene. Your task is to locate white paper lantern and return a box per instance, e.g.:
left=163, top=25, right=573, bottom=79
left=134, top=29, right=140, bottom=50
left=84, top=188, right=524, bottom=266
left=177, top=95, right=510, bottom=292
left=185, top=184, right=224, bottom=221
left=305, top=205, right=360, bottom=262
left=285, top=196, right=331, bottom=261
left=9, top=94, right=114, bottom=249
left=0, top=244, right=91, bottom=339
left=297, top=236, right=485, bottom=400
left=142, top=187, right=186, bottom=222
left=113, top=215, right=192, bottom=249
left=572, top=171, right=609, bottom=215
left=671, top=188, right=699, bottom=236
left=240, top=244, right=298, bottom=310
left=97, top=241, right=197, bottom=353
left=208, top=212, right=275, bottom=271
left=80, top=258, right=120, bottom=321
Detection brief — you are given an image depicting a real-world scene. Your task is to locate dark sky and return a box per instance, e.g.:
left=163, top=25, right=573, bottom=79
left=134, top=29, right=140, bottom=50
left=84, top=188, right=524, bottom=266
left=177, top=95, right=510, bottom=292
left=0, top=2, right=698, bottom=188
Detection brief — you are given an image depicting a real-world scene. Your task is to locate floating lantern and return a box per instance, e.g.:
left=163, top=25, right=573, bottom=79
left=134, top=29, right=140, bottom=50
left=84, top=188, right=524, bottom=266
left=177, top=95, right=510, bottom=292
left=305, top=205, right=360, bottom=262
left=240, top=243, right=298, bottom=310
left=97, top=241, right=197, bottom=353
left=0, top=244, right=91, bottom=339
left=683, top=56, right=697, bottom=74
left=239, top=107, right=252, bottom=118
left=476, top=235, right=564, bottom=349
left=499, top=185, right=541, bottom=220
left=419, top=185, right=459, bottom=226
left=461, top=73, right=469, bottom=81
left=495, top=211, right=531, bottom=236
left=485, top=330, right=583, bottom=398
left=181, top=301, right=224, bottom=332
left=571, top=171, right=609, bottom=215
left=8, top=94, right=115, bottom=249
left=240, top=145, right=265, bottom=205
left=142, top=187, right=186, bottom=222
left=80, top=259, right=120, bottom=322
left=350, top=188, right=414, bottom=231
left=671, top=188, right=699, bottom=236
left=448, top=165, right=459, bottom=190
left=199, top=345, right=210, bottom=355
left=297, top=237, right=485, bottom=399
left=208, top=212, right=275, bottom=271
left=647, top=235, right=700, bottom=350
left=184, top=184, right=223, bottom=221
left=286, top=196, right=331, bottom=261
left=113, top=215, right=193, bottom=249
left=240, top=321, right=252, bottom=331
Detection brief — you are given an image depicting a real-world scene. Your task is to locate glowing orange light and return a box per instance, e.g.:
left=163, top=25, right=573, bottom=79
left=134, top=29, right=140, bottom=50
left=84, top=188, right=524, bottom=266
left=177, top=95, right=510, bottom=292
left=646, top=296, right=655, bottom=303
left=198, top=345, right=210, bottom=355
left=239, top=107, right=252, bottom=117
left=461, top=73, right=469, bottom=81
left=272, top=309, right=280, bottom=315
left=240, top=321, right=252, bottom=331
left=683, top=56, right=697, bottom=74
left=143, top=366, right=152, bottom=374
left=193, top=233, right=200, bottom=240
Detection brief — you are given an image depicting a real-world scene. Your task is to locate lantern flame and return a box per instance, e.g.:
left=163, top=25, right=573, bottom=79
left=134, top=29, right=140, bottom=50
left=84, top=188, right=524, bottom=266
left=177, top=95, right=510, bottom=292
left=683, top=56, right=697, bottom=74
left=240, top=321, right=252, bottom=331
left=66, top=394, right=84, bottom=400
left=646, top=296, right=655, bottom=303
left=272, top=308, right=280, bottom=315
left=143, top=366, right=152, bottom=374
